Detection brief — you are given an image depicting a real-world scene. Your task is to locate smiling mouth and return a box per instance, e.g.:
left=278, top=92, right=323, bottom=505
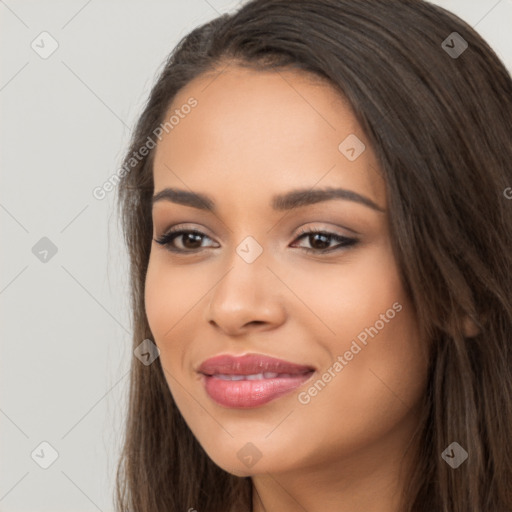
left=197, top=353, right=316, bottom=408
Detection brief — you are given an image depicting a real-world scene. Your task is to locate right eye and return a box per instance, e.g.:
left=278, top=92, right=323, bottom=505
left=154, top=228, right=219, bottom=253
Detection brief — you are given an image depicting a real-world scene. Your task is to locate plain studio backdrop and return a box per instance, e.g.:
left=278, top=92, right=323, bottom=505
left=0, top=1, right=511, bottom=510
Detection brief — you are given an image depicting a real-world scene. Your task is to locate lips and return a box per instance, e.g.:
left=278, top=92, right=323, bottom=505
left=197, top=353, right=315, bottom=377
left=197, top=353, right=316, bottom=408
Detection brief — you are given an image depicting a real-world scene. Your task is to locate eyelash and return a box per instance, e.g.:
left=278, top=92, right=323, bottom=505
left=154, top=226, right=358, bottom=255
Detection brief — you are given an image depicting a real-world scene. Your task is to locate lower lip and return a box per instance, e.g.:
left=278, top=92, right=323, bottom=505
left=201, top=372, right=315, bottom=408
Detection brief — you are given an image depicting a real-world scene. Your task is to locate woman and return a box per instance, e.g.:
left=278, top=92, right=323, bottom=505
left=115, top=1, right=512, bottom=510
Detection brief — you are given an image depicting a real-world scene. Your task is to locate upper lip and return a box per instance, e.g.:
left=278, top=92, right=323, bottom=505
left=197, top=353, right=316, bottom=376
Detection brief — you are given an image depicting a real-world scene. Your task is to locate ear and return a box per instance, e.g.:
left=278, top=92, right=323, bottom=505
left=462, top=315, right=480, bottom=338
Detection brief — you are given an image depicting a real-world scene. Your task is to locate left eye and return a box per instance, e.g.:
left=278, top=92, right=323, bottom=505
left=292, top=229, right=358, bottom=253
left=154, top=228, right=358, bottom=254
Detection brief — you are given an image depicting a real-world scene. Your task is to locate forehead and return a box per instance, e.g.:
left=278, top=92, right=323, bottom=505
left=152, top=65, right=385, bottom=210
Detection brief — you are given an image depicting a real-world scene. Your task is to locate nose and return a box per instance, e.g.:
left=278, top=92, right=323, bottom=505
left=205, top=253, right=287, bottom=336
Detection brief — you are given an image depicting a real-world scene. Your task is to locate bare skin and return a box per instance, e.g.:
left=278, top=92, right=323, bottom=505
left=145, top=62, right=430, bottom=512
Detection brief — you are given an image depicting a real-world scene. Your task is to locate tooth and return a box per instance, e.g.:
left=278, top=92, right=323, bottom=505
left=263, top=372, right=279, bottom=378
left=216, top=374, right=244, bottom=381
left=246, top=373, right=265, bottom=380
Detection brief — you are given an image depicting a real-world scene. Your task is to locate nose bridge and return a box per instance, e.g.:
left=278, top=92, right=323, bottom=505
left=205, top=235, right=285, bottom=333
left=213, top=234, right=269, bottom=307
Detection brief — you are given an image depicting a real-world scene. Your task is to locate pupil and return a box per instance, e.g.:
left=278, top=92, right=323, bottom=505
left=311, top=233, right=330, bottom=249
left=184, top=233, right=202, bottom=248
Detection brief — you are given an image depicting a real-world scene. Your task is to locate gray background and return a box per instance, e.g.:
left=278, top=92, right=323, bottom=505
left=1, top=1, right=511, bottom=510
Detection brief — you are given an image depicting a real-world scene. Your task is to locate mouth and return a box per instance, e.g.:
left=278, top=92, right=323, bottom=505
left=197, top=353, right=316, bottom=408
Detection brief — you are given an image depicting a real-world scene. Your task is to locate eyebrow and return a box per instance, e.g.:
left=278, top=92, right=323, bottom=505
left=151, top=187, right=385, bottom=213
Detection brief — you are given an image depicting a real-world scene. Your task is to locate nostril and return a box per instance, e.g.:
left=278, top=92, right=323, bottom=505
left=247, top=320, right=265, bottom=327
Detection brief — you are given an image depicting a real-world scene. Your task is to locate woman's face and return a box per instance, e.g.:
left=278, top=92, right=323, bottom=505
left=146, top=64, right=429, bottom=478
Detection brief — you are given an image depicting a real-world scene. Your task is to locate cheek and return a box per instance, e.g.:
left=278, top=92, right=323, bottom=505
left=144, top=256, right=204, bottom=414
left=144, top=256, right=193, bottom=365
left=144, top=258, right=169, bottom=338
left=290, top=242, right=428, bottom=433
left=144, top=254, right=204, bottom=336
left=285, top=238, right=407, bottom=342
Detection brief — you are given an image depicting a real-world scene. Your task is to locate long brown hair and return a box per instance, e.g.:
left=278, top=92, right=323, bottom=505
left=114, top=1, right=512, bottom=510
